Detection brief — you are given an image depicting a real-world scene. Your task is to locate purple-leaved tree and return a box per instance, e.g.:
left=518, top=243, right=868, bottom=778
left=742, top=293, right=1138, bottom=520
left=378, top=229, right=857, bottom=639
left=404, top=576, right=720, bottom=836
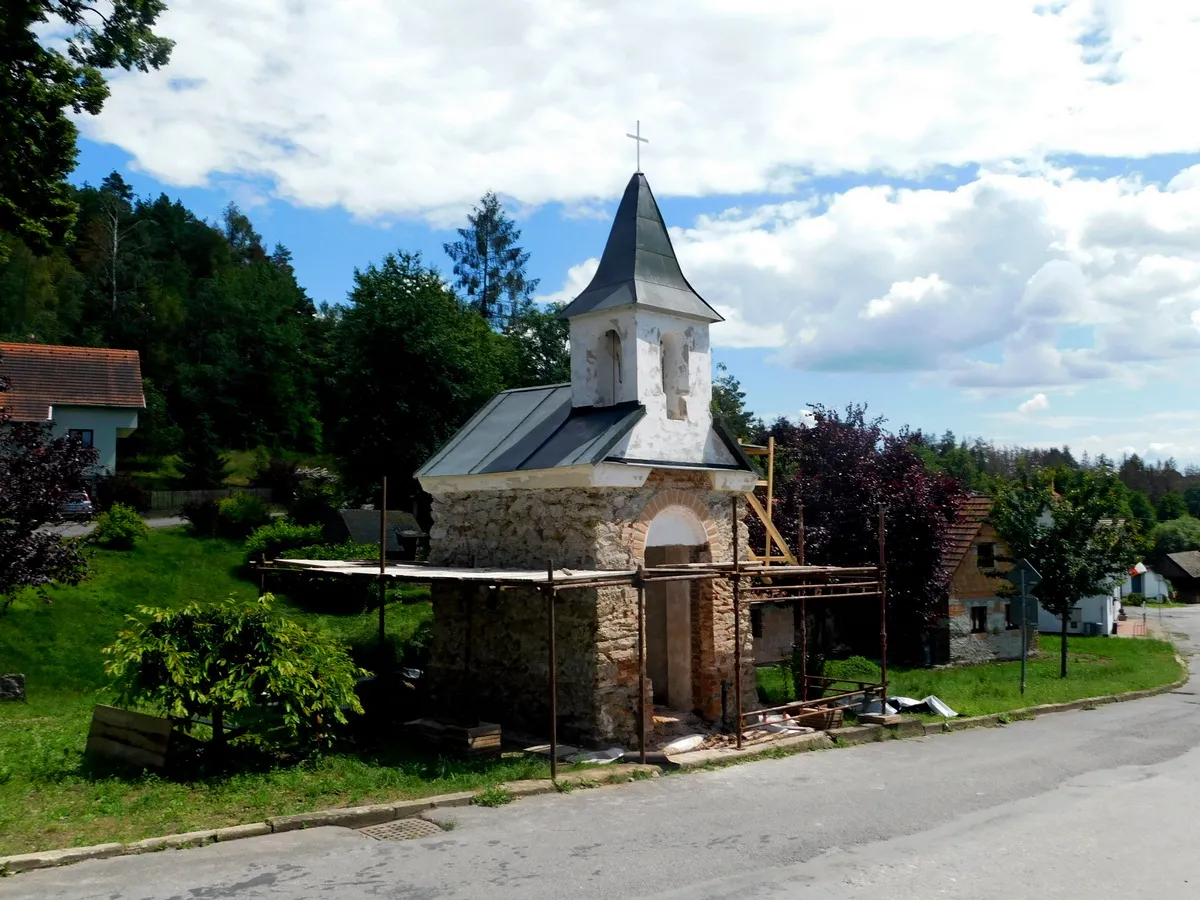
left=753, top=404, right=966, bottom=662
left=0, top=352, right=99, bottom=613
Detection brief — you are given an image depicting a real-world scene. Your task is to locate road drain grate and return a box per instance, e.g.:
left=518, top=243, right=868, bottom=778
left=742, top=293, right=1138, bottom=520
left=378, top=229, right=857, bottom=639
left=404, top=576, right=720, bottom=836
left=359, top=818, right=444, bottom=842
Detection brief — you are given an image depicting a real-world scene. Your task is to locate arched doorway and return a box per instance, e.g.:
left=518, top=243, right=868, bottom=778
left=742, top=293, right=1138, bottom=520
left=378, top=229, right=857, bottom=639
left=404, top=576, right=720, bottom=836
left=644, top=506, right=709, bottom=712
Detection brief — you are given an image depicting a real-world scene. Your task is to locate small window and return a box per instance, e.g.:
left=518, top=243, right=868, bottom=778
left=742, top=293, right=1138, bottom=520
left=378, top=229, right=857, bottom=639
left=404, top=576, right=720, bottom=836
left=970, top=606, right=988, bottom=634
left=977, top=542, right=995, bottom=568
left=596, top=329, right=622, bottom=406
left=68, top=429, right=94, bottom=448
left=1005, top=602, right=1020, bottom=630
left=750, top=606, right=763, bottom=639
left=659, top=333, right=689, bottom=421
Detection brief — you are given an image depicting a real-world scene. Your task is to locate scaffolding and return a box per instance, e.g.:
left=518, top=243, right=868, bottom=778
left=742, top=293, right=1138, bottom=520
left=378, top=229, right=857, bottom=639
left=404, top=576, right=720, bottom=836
left=739, top=436, right=801, bottom=567
left=265, top=496, right=888, bottom=778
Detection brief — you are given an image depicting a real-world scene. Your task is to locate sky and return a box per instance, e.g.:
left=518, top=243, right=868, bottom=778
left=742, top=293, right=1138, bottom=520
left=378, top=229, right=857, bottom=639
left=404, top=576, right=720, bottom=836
left=66, top=0, right=1200, bottom=466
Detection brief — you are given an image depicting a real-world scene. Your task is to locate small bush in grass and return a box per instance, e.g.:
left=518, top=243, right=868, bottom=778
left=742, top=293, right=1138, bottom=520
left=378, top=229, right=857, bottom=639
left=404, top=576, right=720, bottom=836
left=475, top=785, right=513, bottom=807
left=216, top=492, right=271, bottom=539
left=278, top=542, right=378, bottom=561
left=103, top=593, right=368, bottom=752
left=1124, top=592, right=1145, bottom=607
left=288, top=470, right=344, bottom=527
left=250, top=457, right=301, bottom=503
left=182, top=499, right=220, bottom=536
left=90, top=503, right=150, bottom=550
left=822, top=656, right=882, bottom=686
left=244, top=519, right=325, bottom=561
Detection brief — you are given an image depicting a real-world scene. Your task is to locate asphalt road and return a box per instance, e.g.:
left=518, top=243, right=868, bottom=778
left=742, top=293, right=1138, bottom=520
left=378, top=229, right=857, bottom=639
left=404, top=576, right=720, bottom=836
left=6, top=608, right=1200, bottom=900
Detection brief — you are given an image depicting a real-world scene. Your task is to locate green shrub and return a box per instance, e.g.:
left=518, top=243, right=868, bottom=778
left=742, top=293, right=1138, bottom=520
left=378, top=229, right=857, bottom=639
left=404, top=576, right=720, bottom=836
left=288, top=470, right=343, bottom=527
left=278, top=541, right=377, bottom=561
left=245, top=519, right=325, bottom=561
left=822, top=656, right=882, bottom=685
left=216, top=492, right=271, bottom=539
left=103, top=593, right=367, bottom=751
left=181, top=498, right=220, bottom=536
left=90, top=503, right=150, bottom=550
left=273, top=542, right=380, bottom=612
left=1124, top=592, right=1145, bottom=607
left=250, top=457, right=301, bottom=503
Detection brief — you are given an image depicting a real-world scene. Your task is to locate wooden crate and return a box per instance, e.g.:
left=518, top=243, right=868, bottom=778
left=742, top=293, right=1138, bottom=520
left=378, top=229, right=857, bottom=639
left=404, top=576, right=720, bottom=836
left=405, top=718, right=502, bottom=758
left=86, top=705, right=172, bottom=769
left=791, top=707, right=844, bottom=730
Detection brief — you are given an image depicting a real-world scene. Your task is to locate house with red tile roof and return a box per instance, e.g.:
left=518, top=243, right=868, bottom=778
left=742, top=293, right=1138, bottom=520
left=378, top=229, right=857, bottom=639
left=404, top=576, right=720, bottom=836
left=936, top=495, right=1033, bottom=664
left=0, top=342, right=145, bottom=475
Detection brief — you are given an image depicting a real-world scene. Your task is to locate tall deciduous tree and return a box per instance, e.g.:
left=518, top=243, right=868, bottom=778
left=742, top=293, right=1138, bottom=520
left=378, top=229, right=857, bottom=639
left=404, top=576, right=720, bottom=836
left=443, top=192, right=539, bottom=327
left=0, top=354, right=99, bottom=612
left=331, top=252, right=509, bottom=501
left=0, top=1, right=173, bottom=255
left=988, top=466, right=1139, bottom=678
left=1149, top=517, right=1200, bottom=560
left=711, top=363, right=762, bottom=441
left=502, top=301, right=570, bottom=388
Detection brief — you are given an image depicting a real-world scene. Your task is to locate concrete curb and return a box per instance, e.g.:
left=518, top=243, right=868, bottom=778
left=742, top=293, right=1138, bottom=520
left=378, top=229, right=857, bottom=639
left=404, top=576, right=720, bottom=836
left=0, top=764, right=660, bottom=876
left=2, top=666, right=1187, bottom=877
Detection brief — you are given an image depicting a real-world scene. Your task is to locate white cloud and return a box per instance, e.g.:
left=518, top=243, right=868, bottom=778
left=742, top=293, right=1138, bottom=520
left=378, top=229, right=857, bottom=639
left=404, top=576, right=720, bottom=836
left=644, top=167, right=1200, bottom=386
left=85, top=2, right=1200, bottom=221
left=1017, top=393, right=1051, bottom=415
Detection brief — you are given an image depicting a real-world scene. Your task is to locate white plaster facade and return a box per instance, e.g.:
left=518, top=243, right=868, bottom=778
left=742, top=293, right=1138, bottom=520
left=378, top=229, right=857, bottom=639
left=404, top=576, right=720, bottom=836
left=50, top=405, right=139, bottom=475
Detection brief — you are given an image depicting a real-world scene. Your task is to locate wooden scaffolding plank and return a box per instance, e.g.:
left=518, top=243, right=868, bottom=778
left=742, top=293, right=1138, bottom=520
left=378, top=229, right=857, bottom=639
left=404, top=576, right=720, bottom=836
left=744, top=492, right=798, bottom=566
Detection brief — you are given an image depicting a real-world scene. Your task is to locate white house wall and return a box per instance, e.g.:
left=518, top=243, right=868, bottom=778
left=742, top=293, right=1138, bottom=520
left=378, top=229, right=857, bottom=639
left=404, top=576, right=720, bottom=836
left=1037, top=593, right=1116, bottom=636
left=49, top=405, right=139, bottom=474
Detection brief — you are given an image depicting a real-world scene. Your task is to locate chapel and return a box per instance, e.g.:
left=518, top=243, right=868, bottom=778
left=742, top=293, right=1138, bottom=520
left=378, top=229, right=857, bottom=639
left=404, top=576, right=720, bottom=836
left=415, top=171, right=759, bottom=746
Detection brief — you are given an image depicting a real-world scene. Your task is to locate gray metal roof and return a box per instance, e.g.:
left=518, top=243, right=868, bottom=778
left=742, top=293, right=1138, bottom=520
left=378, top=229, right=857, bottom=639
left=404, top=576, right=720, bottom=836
left=415, top=384, right=645, bottom=479
left=558, top=173, right=723, bottom=323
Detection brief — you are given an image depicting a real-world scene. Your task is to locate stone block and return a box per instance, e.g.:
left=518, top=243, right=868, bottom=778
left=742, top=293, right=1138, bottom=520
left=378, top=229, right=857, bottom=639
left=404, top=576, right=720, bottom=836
left=268, top=803, right=396, bottom=833
left=429, top=791, right=477, bottom=809
left=501, top=779, right=556, bottom=798
left=0, top=843, right=124, bottom=874
left=0, top=673, right=25, bottom=702
left=827, top=724, right=884, bottom=745
left=390, top=798, right=437, bottom=818
left=214, top=823, right=272, bottom=842
left=125, top=830, right=217, bottom=854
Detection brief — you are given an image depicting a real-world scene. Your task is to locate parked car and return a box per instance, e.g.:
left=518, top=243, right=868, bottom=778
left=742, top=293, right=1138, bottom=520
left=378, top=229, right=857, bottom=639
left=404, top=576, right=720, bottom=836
left=60, top=491, right=94, bottom=520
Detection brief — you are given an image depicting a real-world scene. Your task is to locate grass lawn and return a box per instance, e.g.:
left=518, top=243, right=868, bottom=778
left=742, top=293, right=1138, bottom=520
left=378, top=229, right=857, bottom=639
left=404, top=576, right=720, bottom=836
left=757, top=635, right=1182, bottom=718
left=0, top=528, right=558, bottom=857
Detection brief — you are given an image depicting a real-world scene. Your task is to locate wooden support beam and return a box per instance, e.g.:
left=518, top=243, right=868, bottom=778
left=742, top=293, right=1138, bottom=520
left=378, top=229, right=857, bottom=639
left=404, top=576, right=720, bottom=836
left=743, top=492, right=798, bottom=566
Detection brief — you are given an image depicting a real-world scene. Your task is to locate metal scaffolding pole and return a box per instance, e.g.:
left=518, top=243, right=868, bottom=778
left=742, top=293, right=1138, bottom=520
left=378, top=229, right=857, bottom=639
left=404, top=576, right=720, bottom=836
left=878, top=505, right=889, bottom=715
left=637, top=565, right=647, bottom=765
left=546, top=560, right=558, bottom=781
left=732, top=496, right=743, bottom=749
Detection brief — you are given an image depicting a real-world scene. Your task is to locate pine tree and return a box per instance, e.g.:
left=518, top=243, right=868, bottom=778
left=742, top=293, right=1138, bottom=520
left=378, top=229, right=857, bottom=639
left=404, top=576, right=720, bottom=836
left=443, top=191, right=539, bottom=328
left=176, top=414, right=229, bottom=488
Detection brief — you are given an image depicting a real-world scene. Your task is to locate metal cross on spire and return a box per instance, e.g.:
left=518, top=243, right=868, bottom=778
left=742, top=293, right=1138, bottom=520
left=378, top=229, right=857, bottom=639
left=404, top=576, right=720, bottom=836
left=625, top=120, right=649, bottom=172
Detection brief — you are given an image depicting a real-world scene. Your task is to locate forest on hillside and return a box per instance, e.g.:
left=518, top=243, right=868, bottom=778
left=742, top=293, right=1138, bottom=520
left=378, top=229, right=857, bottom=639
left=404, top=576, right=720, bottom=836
left=3, top=0, right=1197, bottom=530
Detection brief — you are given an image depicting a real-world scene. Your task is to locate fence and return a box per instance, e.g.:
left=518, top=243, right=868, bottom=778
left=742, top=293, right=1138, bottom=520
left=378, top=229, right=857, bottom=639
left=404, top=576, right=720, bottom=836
left=148, top=487, right=273, bottom=513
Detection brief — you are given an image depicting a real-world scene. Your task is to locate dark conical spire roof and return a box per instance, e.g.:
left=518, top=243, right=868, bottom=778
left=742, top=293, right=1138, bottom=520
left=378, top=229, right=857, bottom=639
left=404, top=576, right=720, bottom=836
left=558, top=173, right=723, bottom=323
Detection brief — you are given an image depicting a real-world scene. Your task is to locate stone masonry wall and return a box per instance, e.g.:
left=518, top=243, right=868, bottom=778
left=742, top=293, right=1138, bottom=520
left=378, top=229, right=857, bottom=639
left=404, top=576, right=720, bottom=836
left=947, top=597, right=1037, bottom=664
left=425, top=470, right=755, bottom=746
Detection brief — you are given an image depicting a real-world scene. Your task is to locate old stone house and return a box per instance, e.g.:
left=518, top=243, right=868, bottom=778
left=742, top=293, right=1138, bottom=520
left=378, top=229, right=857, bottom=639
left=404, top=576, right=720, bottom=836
left=937, top=495, right=1033, bottom=664
left=415, top=171, right=760, bottom=748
